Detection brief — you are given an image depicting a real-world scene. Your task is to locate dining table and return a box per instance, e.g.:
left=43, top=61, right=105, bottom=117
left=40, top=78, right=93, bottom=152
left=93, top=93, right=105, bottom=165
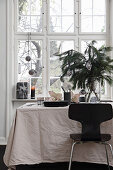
left=3, top=102, right=113, bottom=170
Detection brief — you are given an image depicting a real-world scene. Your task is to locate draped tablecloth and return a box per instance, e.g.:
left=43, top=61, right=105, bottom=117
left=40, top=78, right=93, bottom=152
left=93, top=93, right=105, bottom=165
left=3, top=103, right=113, bottom=169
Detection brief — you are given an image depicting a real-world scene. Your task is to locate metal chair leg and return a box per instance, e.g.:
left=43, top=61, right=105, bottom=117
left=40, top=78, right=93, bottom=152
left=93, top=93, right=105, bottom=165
left=104, top=142, right=110, bottom=170
left=68, top=141, right=77, bottom=170
left=106, top=143, right=113, bottom=158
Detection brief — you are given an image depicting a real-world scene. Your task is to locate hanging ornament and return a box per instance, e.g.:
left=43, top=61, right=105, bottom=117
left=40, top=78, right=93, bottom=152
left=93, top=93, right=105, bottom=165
left=26, top=33, right=31, bottom=62
left=67, top=70, right=72, bottom=76
left=29, top=69, right=37, bottom=75
left=26, top=32, right=35, bottom=75
left=25, top=55, right=31, bottom=62
left=18, top=63, right=21, bottom=74
left=29, top=69, right=35, bottom=75
left=86, top=61, right=92, bottom=70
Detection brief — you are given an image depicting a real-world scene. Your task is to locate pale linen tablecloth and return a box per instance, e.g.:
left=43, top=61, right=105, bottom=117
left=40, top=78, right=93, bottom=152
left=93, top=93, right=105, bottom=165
left=3, top=103, right=113, bottom=170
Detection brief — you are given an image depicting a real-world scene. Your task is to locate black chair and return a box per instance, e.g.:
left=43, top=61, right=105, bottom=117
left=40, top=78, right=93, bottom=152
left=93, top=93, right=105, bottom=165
left=68, top=103, right=113, bottom=170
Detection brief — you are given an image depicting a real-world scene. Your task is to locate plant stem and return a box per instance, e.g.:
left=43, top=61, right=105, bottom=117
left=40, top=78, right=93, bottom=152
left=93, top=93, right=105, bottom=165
left=94, top=91, right=100, bottom=102
left=87, top=91, right=92, bottom=102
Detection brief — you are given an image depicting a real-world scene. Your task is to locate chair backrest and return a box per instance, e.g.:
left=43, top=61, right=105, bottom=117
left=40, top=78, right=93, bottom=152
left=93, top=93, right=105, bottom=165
left=69, top=103, right=113, bottom=141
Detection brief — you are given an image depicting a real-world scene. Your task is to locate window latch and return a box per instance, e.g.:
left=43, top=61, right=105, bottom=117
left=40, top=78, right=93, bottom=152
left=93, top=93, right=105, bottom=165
left=76, top=25, right=80, bottom=28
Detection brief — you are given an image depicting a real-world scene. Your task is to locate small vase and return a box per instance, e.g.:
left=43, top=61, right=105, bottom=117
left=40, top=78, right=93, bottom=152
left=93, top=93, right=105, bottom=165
left=86, top=90, right=100, bottom=102
left=86, top=79, right=100, bottom=102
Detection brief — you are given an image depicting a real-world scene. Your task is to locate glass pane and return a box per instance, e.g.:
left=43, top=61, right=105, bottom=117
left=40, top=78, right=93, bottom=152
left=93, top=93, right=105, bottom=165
left=18, top=0, right=42, bottom=32
left=18, top=16, right=30, bottom=32
left=50, top=40, right=74, bottom=58
left=50, top=0, right=61, bottom=15
left=93, top=16, right=106, bottom=32
left=50, top=0, right=74, bottom=15
left=49, top=0, right=74, bottom=33
left=19, top=0, right=30, bottom=15
left=31, top=77, right=43, bottom=95
left=50, top=41, right=61, bottom=58
left=61, top=41, right=74, bottom=52
left=50, top=17, right=62, bottom=32
left=50, top=16, right=74, bottom=33
left=31, top=0, right=42, bottom=15
left=18, top=40, right=42, bottom=82
left=81, top=0, right=92, bottom=15
left=81, top=40, right=105, bottom=54
left=81, top=16, right=92, bottom=32
left=62, top=0, right=74, bottom=15
left=81, top=0, right=106, bottom=33
left=50, top=78, right=61, bottom=93
left=93, top=0, right=105, bottom=15
left=62, top=17, right=74, bottom=32
left=50, top=59, right=62, bottom=77
left=31, top=16, right=42, bottom=32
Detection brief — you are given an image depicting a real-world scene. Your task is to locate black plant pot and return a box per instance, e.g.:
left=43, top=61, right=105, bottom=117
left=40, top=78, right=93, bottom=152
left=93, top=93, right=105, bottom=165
left=64, top=92, right=71, bottom=105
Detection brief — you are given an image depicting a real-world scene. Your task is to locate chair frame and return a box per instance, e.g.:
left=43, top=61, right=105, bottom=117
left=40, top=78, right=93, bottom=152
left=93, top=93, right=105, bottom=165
left=68, top=140, right=113, bottom=170
left=68, top=103, right=113, bottom=170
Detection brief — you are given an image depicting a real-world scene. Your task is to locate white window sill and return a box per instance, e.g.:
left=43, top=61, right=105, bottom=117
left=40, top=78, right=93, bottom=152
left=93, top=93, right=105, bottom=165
left=12, top=99, right=37, bottom=102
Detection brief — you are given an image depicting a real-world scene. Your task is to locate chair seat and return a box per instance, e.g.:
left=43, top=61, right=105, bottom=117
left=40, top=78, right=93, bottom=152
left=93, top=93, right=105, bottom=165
left=70, top=133, right=111, bottom=142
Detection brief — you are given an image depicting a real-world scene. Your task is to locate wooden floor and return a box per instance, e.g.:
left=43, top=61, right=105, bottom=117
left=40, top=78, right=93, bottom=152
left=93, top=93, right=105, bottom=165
left=0, top=145, right=7, bottom=170
left=1, top=145, right=113, bottom=170
left=16, top=162, right=112, bottom=170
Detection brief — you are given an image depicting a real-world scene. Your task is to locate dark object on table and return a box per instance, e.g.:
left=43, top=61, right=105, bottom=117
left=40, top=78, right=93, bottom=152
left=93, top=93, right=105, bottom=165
left=79, top=96, right=86, bottom=102
left=68, top=103, right=113, bottom=170
left=31, top=86, right=35, bottom=99
left=80, top=89, right=86, bottom=95
left=37, top=97, right=44, bottom=105
left=43, top=101, right=69, bottom=107
left=79, top=89, right=86, bottom=102
left=64, top=92, right=71, bottom=105
left=100, top=100, right=113, bottom=102
left=16, top=82, right=28, bottom=99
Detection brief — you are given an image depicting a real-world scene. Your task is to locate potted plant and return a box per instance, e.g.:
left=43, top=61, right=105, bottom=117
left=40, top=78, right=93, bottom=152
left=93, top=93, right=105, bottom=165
left=56, top=40, right=113, bottom=102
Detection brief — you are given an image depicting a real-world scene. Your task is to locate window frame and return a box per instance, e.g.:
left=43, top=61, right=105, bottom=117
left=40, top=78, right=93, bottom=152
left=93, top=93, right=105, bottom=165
left=13, top=0, right=110, bottom=99
left=15, top=0, right=46, bottom=35
left=47, top=0, right=77, bottom=35
left=79, top=0, right=109, bottom=35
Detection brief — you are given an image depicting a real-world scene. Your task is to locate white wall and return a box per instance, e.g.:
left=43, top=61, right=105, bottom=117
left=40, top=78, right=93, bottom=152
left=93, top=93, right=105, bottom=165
left=0, top=0, right=7, bottom=142
left=0, top=0, right=7, bottom=144
left=110, top=0, right=113, bottom=99
left=110, top=0, right=113, bottom=46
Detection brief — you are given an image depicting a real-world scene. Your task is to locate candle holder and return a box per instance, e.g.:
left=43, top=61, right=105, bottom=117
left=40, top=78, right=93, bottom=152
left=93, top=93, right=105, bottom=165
left=31, top=86, right=35, bottom=99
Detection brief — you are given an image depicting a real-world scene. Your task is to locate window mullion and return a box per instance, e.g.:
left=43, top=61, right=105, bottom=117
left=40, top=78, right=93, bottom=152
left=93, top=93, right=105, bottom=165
left=43, top=0, right=49, bottom=95
left=92, top=0, right=93, bottom=32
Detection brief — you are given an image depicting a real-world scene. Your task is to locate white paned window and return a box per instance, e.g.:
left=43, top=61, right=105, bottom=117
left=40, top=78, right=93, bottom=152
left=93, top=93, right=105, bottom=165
left=17, top=0, right=43, bottom=32
left=49, top=0, right=74, bottom=33
left=13, top=0, right=110, bottom=99
left=80, top=0, right=106, bottom=33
